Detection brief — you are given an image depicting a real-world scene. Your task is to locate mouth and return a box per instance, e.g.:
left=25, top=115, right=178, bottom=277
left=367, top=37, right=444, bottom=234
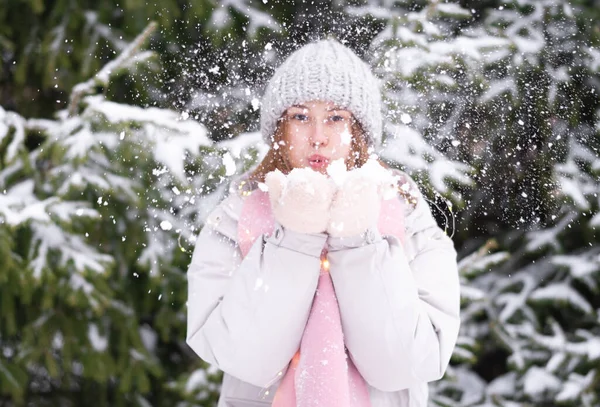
left=307, top=154, right=330, bottom=170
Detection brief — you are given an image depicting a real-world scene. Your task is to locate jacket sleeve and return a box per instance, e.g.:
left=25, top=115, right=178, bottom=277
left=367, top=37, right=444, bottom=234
left=186, top=198, right=328, bottom=388
left=326, top=180, right=461, bottom=392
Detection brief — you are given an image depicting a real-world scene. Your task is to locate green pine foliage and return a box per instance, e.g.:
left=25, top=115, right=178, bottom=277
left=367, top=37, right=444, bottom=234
left=0, top=0, right=216, bottom=118
left=349, top=1, right=600, bottom=405
left=0, top=25, right=223, bottom=406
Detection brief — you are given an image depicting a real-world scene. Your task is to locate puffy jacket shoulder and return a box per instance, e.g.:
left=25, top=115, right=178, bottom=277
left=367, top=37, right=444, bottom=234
left=389, top=168, right=450, bottom=241
left=203, top=193, right=244, bottom=243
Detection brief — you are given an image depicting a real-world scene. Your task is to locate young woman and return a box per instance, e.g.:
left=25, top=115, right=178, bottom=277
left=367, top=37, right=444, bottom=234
left=186, top=39, right=461, bottom=407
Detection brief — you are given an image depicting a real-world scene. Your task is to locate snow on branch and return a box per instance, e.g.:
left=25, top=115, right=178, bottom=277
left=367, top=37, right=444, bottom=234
left=68, top=21, right=158, bottom=116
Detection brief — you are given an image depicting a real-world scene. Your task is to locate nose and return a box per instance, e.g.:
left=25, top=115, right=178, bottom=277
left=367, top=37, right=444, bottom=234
left=309, top=119, right=328, bottom=148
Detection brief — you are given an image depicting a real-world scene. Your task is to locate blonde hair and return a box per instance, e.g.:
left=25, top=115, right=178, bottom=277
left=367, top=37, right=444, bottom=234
left=248, top=114, right=386, bottom=184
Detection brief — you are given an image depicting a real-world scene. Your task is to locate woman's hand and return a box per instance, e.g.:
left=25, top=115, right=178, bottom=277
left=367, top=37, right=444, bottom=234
left=265, top=168, right=336, bottom=234
left=327, top=159, right=397, bottom=238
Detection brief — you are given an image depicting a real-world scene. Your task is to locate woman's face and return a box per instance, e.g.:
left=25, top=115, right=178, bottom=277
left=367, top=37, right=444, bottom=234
left=279, top=100, right=356, bottom=174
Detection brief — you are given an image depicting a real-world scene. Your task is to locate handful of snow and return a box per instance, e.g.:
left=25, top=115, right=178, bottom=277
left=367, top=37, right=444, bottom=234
left=262, top=158, right=398, bottom=200
left=265, top=166, right=336, bottom=204
left=327, top=157, right=399, bottom=200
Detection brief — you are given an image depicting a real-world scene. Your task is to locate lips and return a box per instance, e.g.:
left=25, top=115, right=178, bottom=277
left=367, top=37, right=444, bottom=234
left=307, top=154, right=330, bottom=169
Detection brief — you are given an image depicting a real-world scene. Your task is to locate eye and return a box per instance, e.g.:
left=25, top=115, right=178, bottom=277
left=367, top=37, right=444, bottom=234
left=328, top=114, right=348, bottom=123
left=291, top=113, right=309, bottom=122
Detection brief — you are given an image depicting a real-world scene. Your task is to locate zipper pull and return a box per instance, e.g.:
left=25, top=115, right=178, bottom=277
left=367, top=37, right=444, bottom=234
left=258, top=368, right=286, bottom=400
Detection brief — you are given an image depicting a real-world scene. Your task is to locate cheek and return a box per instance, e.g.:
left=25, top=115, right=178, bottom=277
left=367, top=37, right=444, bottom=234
left=330, top=129, right=353, bottom=157
left=284, top=129, right=310, bottom=164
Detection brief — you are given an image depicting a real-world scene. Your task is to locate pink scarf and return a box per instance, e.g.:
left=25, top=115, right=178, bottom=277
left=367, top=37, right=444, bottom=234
left=237, top=190, right=405, bottom=407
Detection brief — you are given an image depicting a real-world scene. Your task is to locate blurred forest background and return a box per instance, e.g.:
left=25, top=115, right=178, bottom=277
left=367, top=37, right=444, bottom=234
left=1, top=0, right=599, bottom=406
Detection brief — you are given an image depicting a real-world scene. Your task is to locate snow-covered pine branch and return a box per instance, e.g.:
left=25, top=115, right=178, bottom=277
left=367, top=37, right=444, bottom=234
left=68, top=21, right=158, bottom=116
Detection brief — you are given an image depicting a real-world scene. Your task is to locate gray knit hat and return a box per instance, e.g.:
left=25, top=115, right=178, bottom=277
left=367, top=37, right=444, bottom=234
left=260, top=39, right=383, bottom=149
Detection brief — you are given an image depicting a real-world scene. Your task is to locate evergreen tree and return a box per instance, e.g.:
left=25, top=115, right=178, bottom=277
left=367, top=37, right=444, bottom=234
left=345, top=1, right=599, bottom=405
left=461, top=2, right=600, bottom=404
left=0, top=24, right=222, bottom=406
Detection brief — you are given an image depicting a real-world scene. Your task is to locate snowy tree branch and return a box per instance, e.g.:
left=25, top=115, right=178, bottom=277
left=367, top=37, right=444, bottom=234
left=68, top=21, right=158, bottom=117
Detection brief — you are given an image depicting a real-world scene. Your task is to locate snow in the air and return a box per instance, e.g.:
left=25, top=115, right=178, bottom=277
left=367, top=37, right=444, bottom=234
left=2, top=0, right=599, bottom=405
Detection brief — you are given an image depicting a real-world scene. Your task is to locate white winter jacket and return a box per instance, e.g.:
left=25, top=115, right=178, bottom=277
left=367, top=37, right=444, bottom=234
left=186, top=169, right=461, bottom=407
